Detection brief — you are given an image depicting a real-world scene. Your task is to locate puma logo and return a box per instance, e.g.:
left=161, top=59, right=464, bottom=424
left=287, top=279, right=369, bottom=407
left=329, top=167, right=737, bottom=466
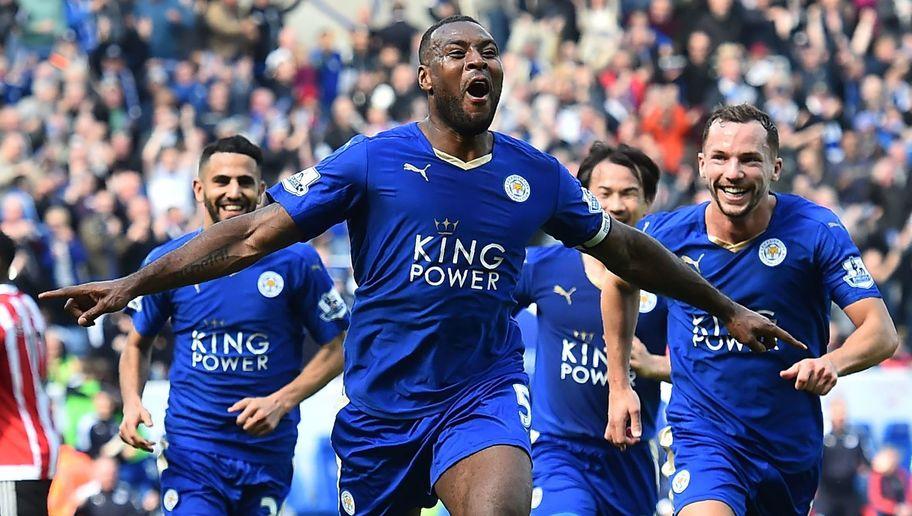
left=553, top=285, right=577, bottom=305
left=404, top=163, right=430, bottom=182
left=681, top=253, right=705, bottom=274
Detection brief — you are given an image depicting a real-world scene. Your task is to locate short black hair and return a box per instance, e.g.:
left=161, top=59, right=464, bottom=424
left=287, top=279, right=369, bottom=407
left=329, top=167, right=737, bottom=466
left=0, top=230, right=15, bottom=276
left=702, top=104, right=779, bottom=157
left=419, top=15, right=483, bottom=65
left=577, top=142, right=661, bottom=204
left=198, top=135, right=263, bottom=176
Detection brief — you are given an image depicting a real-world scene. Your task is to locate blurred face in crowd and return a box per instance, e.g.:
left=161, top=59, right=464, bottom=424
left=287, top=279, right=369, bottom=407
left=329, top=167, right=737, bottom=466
left=419, top=21, right=503, bottom=136
left=193, top=152, right=264, bottom=227
left=698, top=120, right=781, bottom=219
left=587, top=161, right=649, bottom=226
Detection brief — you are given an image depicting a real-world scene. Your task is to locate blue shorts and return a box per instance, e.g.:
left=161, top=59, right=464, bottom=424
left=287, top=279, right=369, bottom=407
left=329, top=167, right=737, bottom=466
left=669, top=429, right=820, bottom=516
left=531, top=433, right=658, bottom=516
left=159, top=443, right=292, bottom=515
left=332, top=373, right=532, bottom=515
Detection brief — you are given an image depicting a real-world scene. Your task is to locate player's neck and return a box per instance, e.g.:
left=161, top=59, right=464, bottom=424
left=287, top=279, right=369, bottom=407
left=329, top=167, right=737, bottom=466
left=418, top=119, right=493, bottom=163
left=705, top=193, right=777, bottom=246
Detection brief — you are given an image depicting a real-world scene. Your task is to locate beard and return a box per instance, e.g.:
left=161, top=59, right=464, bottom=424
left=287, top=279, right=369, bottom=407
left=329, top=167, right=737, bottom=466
left=433, top=89, right=501, bottom=136
left=202, top=196, right=252, bottom=223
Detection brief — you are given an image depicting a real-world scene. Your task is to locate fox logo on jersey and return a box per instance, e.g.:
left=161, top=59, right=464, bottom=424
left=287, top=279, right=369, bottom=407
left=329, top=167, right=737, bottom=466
left=504, top=174, right=531, bottom=202
left=639, top=291, right=658, bottom=313
left=672, top=470, right=690, bottom=494
left=759, top=238, right=787, bottom=267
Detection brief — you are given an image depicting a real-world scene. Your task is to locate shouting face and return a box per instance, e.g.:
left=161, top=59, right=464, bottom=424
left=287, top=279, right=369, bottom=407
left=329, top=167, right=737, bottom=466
left=418, top=21, right=504, bottom=136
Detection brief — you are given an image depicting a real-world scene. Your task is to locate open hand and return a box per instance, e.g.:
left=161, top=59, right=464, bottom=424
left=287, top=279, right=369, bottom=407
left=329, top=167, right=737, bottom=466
left=724, top=304, right=807, bottom=353
left=39, top=279, right=136, bottom=327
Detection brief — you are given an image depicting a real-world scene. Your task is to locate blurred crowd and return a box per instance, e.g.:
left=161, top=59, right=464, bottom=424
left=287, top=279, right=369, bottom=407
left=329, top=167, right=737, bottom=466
left=1, top=0, right=911, bottom=513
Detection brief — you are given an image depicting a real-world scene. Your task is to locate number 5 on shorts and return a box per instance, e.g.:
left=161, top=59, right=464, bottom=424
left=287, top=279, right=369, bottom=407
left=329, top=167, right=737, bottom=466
left=513, top=384, right=531, bottom=429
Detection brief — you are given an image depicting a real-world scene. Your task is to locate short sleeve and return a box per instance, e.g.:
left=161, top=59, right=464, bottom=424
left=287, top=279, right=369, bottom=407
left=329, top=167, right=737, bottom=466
left=292, top=251, right=350, bottom=345
left=266, top=135, right=368, bottom=242
left=513, top=251, right=536, bottom=311
left=123, top=252, right=172, bottom=337
left=816, top=222, right=881, bottom=309
left=541, top=161, right=610, bottom=249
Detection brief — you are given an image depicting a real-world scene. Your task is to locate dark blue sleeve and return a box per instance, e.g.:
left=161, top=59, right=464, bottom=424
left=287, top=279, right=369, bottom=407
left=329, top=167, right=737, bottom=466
left=292, top=250, right=350, bottom=346
left=816, top=221, right=881, bottom=309
left=266, top=135, right=368, bottom=242
left=513, top=251, right=537, bottom=312
left=542, top=161, right=611, bottom=249
left=123, top=251, right=172, bottom=337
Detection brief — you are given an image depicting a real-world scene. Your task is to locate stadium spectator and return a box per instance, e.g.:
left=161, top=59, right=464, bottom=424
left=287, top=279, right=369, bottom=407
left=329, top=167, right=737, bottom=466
left=73, top=456, right=143, bottom=516
left=816, top=398, right=870, bottom=516
left=866, top=447, right=912, bottom=516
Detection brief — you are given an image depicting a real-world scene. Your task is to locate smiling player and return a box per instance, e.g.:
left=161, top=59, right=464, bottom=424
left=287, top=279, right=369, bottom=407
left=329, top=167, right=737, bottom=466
left=45, top=21, right=802, bottom=515
left=118, top=136, right=348, bottom=515
left=610, top=104, right=899, bottom=516
left=515, top=143, right=668, bottom=515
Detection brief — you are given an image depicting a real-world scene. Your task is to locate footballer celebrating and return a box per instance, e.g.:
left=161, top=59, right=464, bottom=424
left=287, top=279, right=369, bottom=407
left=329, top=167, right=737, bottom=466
left=118, top=136, right=348, bottom=514
left=515, top=143, right=668, bottom=515
left=604, top=104, right=899, bottom=516
left=46, top=19, right=801, bottom=515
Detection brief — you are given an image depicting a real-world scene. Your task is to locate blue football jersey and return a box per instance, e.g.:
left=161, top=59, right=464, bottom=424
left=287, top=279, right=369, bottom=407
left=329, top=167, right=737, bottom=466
left=515, top=245, right=667, bottom=441
left=641, top=194, right=881, bottom=472
left=266, top=123, right=608, bottom=418
left=126, top=232, right=349, bottom=463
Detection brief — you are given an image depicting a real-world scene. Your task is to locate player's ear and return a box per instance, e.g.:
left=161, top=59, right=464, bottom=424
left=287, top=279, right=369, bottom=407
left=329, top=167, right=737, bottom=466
left=192, top=177, right=204, bottom=203
left=418, top=64, right=433, bottom=94
left=259, top=180, right=267, bottom=196
left=771, top=157, right=783, bottom=182
left=696, top=152, right=706, bottom=179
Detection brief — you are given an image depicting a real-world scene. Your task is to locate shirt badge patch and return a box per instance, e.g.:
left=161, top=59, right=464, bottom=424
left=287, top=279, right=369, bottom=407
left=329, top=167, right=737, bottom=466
left=163, top=489, right=179, bottom=511
left=759, top=238, right=787, bottom=267
left=672, top=469, right=690, bottom=494
left=257, top=271, right=284, bottom=298
left=842, top=256, right=874, bottom=288
left=504, top=174, right=531, bottom=202
left=282, top=167, right=320, bottom=196
left=639, top=291, right=657, bottom=313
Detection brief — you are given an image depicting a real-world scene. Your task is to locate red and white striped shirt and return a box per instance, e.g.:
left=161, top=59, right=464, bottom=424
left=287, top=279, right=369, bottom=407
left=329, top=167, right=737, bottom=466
left=0, top=284, right=58, bottom=481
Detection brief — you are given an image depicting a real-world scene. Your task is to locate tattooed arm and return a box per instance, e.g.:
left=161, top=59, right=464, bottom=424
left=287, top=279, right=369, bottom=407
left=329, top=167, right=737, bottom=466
left=40, top=204, right=301, bottom=326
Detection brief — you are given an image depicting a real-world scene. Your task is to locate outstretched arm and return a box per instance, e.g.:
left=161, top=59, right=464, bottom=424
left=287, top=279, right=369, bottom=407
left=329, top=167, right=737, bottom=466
left=41, top=203, right=301, bottom=326
left=585, top=219, right=805, bottom=352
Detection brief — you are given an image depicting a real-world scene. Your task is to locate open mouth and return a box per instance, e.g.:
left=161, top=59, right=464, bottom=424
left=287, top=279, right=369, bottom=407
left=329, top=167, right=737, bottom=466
left=717, top=185, right=750, bottom=202
left=219, top=203, right=248, bottom=214
left=466, top=78, right=491, bottom=101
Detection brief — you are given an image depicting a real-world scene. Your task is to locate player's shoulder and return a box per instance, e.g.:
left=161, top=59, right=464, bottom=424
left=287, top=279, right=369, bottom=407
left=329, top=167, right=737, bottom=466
left=777, top=193, right=844, bottom=231
left=275, top=242, right=323, bottom=265
left=493, top=131, right=561, bottom=169
left=638, top=203, right=706, bottom=238
left=144, top=230, right=201, bottom=265
left=524, top=244, right=573, bottom=267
